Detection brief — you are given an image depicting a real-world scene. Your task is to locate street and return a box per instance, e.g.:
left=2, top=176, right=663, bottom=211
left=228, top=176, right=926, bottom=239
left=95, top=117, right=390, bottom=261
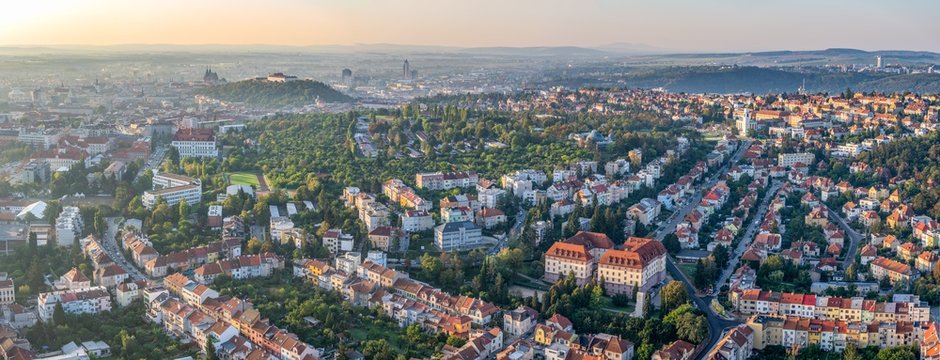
left=714, top=180, right=782, bottom=291
left=828, top=209, right=864, bottom=269
left=137, top=145, right=168, bottom=179
left=100, top=217, right=148, bottom=282
left=489, top=208, right=527, bottom=255
left=651, top=139, right=751, bottom=359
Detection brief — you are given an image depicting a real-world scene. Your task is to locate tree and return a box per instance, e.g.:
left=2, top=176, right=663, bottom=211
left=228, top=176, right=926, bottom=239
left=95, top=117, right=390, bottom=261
left=843, top=343, right=859, bottom=360
left=636, top=343, right=654, bottom=360
left=247, top=237, right=263, bottom=254
left=28, top=231, right=38, bottom=254
left=590, top=283, right=605, bottom=308
left=675, top=313, right=707, bottom=343
left=178, top=198, right=191, bottom=221
left=206, top=336, right=221, bottom=360
left=362, top=339, right=394, bottom=360
left=445, top=335, right=466, bottom=348
left=43, top=201, right=64, bottom=225
left=94, top=209, right=106, bottom=237
left=660, top=281, right=689, bottom=313
left=53, top=303, right=66, bottom=325
left=845, top=263, right=858, bottom=281
left=933, top=260, right=940, bottom=283
left=874, top=346, right=917, bottom=360
left=420, top=254, right=443, bottom=283
left=167, top=146, right=180, bottom=167
left=663, top=234, right=681, bottom=255
left=713, top=244, right=730, bottom=268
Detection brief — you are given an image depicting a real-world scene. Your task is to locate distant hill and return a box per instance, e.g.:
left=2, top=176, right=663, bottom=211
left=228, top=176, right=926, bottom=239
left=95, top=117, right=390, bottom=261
left=612, top=66, right=940, bottom=94
left=195, top=79, right=353, bottom=106
left=852, top=73, right=940, bottom=93
left=461, top=46, right=609, bottom=57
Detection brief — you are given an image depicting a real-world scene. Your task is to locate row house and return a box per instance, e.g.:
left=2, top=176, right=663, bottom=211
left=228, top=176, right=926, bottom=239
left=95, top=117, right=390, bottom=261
left=123, top=232, right=158, bottom=269
left=440, top=194, right=482, bottom=213
left=144, top=239, right=242, bottom=277
left=358, top=201, right=390, bottom=231
left=402, top=209, right=434, bottom=232
left=80, top=235, right=114, bottom=271
left=913, top=220, right=940, bottom=248
left=367, top=226, right=407, bottom=252
left=543, top=333, right=634, bottom=360
left=478, top=187, right=507, bottom=209
left=38, top=286, right=112, bottom=321
left=705, top=324, right=754, bottom=360
left=53, top=267, right=91, bottom=291
left=399, top=190, right=431, bottom=211
left=416, top=171, right=479, bottom=191
left=294, top=256, right=499, bottom=328
left=154, top=274, right=319, bottom=360
left=870, top=256, right=919, bottom=285
left=440, top=328, right=504, bottom=360
left=193, top=253, right=285, bottom=284
left=322, top=229, right=354, bottom=254
left=550, top=199, right=576, bottom=218
left=115, top=280, right=151, bottom=307
left=731, top=289, right=929, bottom=323
left=627, top=198, right=661, bottom=226
left=747, top=314, right=929, bottom=352
left=95, top=264, right=129, bottom=288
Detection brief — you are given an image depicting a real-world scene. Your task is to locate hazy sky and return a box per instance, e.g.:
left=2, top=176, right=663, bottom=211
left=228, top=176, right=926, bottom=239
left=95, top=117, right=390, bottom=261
left=2, top=0, right=939, bottom=52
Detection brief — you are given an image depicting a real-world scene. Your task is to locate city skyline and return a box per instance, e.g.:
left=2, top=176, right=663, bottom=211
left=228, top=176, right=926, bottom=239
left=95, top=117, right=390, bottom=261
left=2, top=0, right=939, bottom=52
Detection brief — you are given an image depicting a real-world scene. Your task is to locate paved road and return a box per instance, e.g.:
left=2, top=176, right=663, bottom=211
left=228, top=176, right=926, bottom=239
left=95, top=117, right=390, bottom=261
left=651, top=140, right=751, bottom=359
left=137, top=145, right=168, bottom=179
left=714, top=180, right=782, bottom=291
left=828, top=208, right=864, bottom=269
left=100, top=217, right=148, bottom=281
left=490, top=208, right=527, bottom=255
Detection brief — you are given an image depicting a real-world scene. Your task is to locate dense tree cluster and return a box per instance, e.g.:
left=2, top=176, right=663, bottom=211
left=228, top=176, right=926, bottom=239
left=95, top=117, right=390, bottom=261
left=536, top=274, right=707, bottom=360
left=26, top=302, right=196, bottom=359
left=195, top=79, right=354, bottom=106
left=213, top=272, right=445, bottom=358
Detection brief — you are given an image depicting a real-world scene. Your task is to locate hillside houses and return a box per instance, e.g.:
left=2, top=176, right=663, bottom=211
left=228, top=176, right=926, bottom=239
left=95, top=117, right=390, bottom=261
left=153, top=273, right=319, bottom=360
left=193, top=253, right=284, bottom=284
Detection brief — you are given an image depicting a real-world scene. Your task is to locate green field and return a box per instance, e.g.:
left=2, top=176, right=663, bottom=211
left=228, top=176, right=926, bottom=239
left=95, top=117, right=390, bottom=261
left=227, top=172, right=261, bottom=187
left=678, top=262, right=697, bottom=280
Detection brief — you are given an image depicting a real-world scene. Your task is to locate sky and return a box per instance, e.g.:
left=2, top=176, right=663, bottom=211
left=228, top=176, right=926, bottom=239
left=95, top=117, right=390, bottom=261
left=1, top=0, right=939, bottom=52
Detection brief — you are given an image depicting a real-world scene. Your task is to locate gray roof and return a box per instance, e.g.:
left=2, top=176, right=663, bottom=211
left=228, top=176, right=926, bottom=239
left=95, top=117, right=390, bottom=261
left=436, top=221, right=480, bottom=233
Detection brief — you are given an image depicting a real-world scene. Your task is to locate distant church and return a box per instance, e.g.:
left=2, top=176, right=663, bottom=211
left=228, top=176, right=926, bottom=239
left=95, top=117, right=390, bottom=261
left=202, top=67, right=224, bottom=84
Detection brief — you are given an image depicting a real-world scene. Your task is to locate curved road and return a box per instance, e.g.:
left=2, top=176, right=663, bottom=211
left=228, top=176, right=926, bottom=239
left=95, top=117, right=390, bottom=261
left=827, top=209, right=864, bottom=268
left=651, top=139, right=751, bottom=359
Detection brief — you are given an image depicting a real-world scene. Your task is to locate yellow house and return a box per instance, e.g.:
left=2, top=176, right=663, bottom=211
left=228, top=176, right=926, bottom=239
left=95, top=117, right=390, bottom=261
left=305, top=259, right=330, bottom=277
left=534, top=324, right=554, bottom=346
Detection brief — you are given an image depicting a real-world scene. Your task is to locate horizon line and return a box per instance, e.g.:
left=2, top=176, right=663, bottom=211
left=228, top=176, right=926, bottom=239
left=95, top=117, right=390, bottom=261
left=0, top=43, right=937, bottom=55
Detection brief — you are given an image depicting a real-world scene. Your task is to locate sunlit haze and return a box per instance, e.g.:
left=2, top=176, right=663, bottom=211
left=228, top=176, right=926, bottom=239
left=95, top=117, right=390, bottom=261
left=2, top=0, right=939, bottom=52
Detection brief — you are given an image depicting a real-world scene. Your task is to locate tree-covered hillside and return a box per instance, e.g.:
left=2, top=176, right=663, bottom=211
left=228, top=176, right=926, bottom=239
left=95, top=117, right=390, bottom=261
left=548, top=66, right=940, bottom=94
left=196, top=79, right=354, bottom=106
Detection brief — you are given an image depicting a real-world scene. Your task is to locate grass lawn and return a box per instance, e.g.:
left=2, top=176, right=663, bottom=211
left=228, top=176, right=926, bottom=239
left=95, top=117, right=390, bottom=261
left=228, top=171, right=261, bottom=187
left=349, top=327, right=405, bottom=351
left=603, top=300, right=637, bottom=314
left=678, top=262, right=697, bottom=280
left=512, top=276, right=551, bottom=291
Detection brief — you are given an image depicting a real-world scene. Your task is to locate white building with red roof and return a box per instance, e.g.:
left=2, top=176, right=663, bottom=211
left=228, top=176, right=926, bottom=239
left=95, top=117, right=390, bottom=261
left=171, top=128, right=218, bottom=158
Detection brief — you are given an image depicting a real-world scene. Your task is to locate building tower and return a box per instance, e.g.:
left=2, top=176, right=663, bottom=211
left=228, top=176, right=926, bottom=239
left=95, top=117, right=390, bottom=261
left=736, top=108, right=751, bottom=136
left=876, top=56, right=883, bottom=69
left=342, top=68, right=353, bottom=86
left=403, top=59, right=411, bottom=79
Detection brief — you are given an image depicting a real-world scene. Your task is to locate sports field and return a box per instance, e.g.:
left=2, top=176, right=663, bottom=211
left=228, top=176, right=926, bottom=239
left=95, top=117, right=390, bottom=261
left=227, top=172, right=262, bottom=187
